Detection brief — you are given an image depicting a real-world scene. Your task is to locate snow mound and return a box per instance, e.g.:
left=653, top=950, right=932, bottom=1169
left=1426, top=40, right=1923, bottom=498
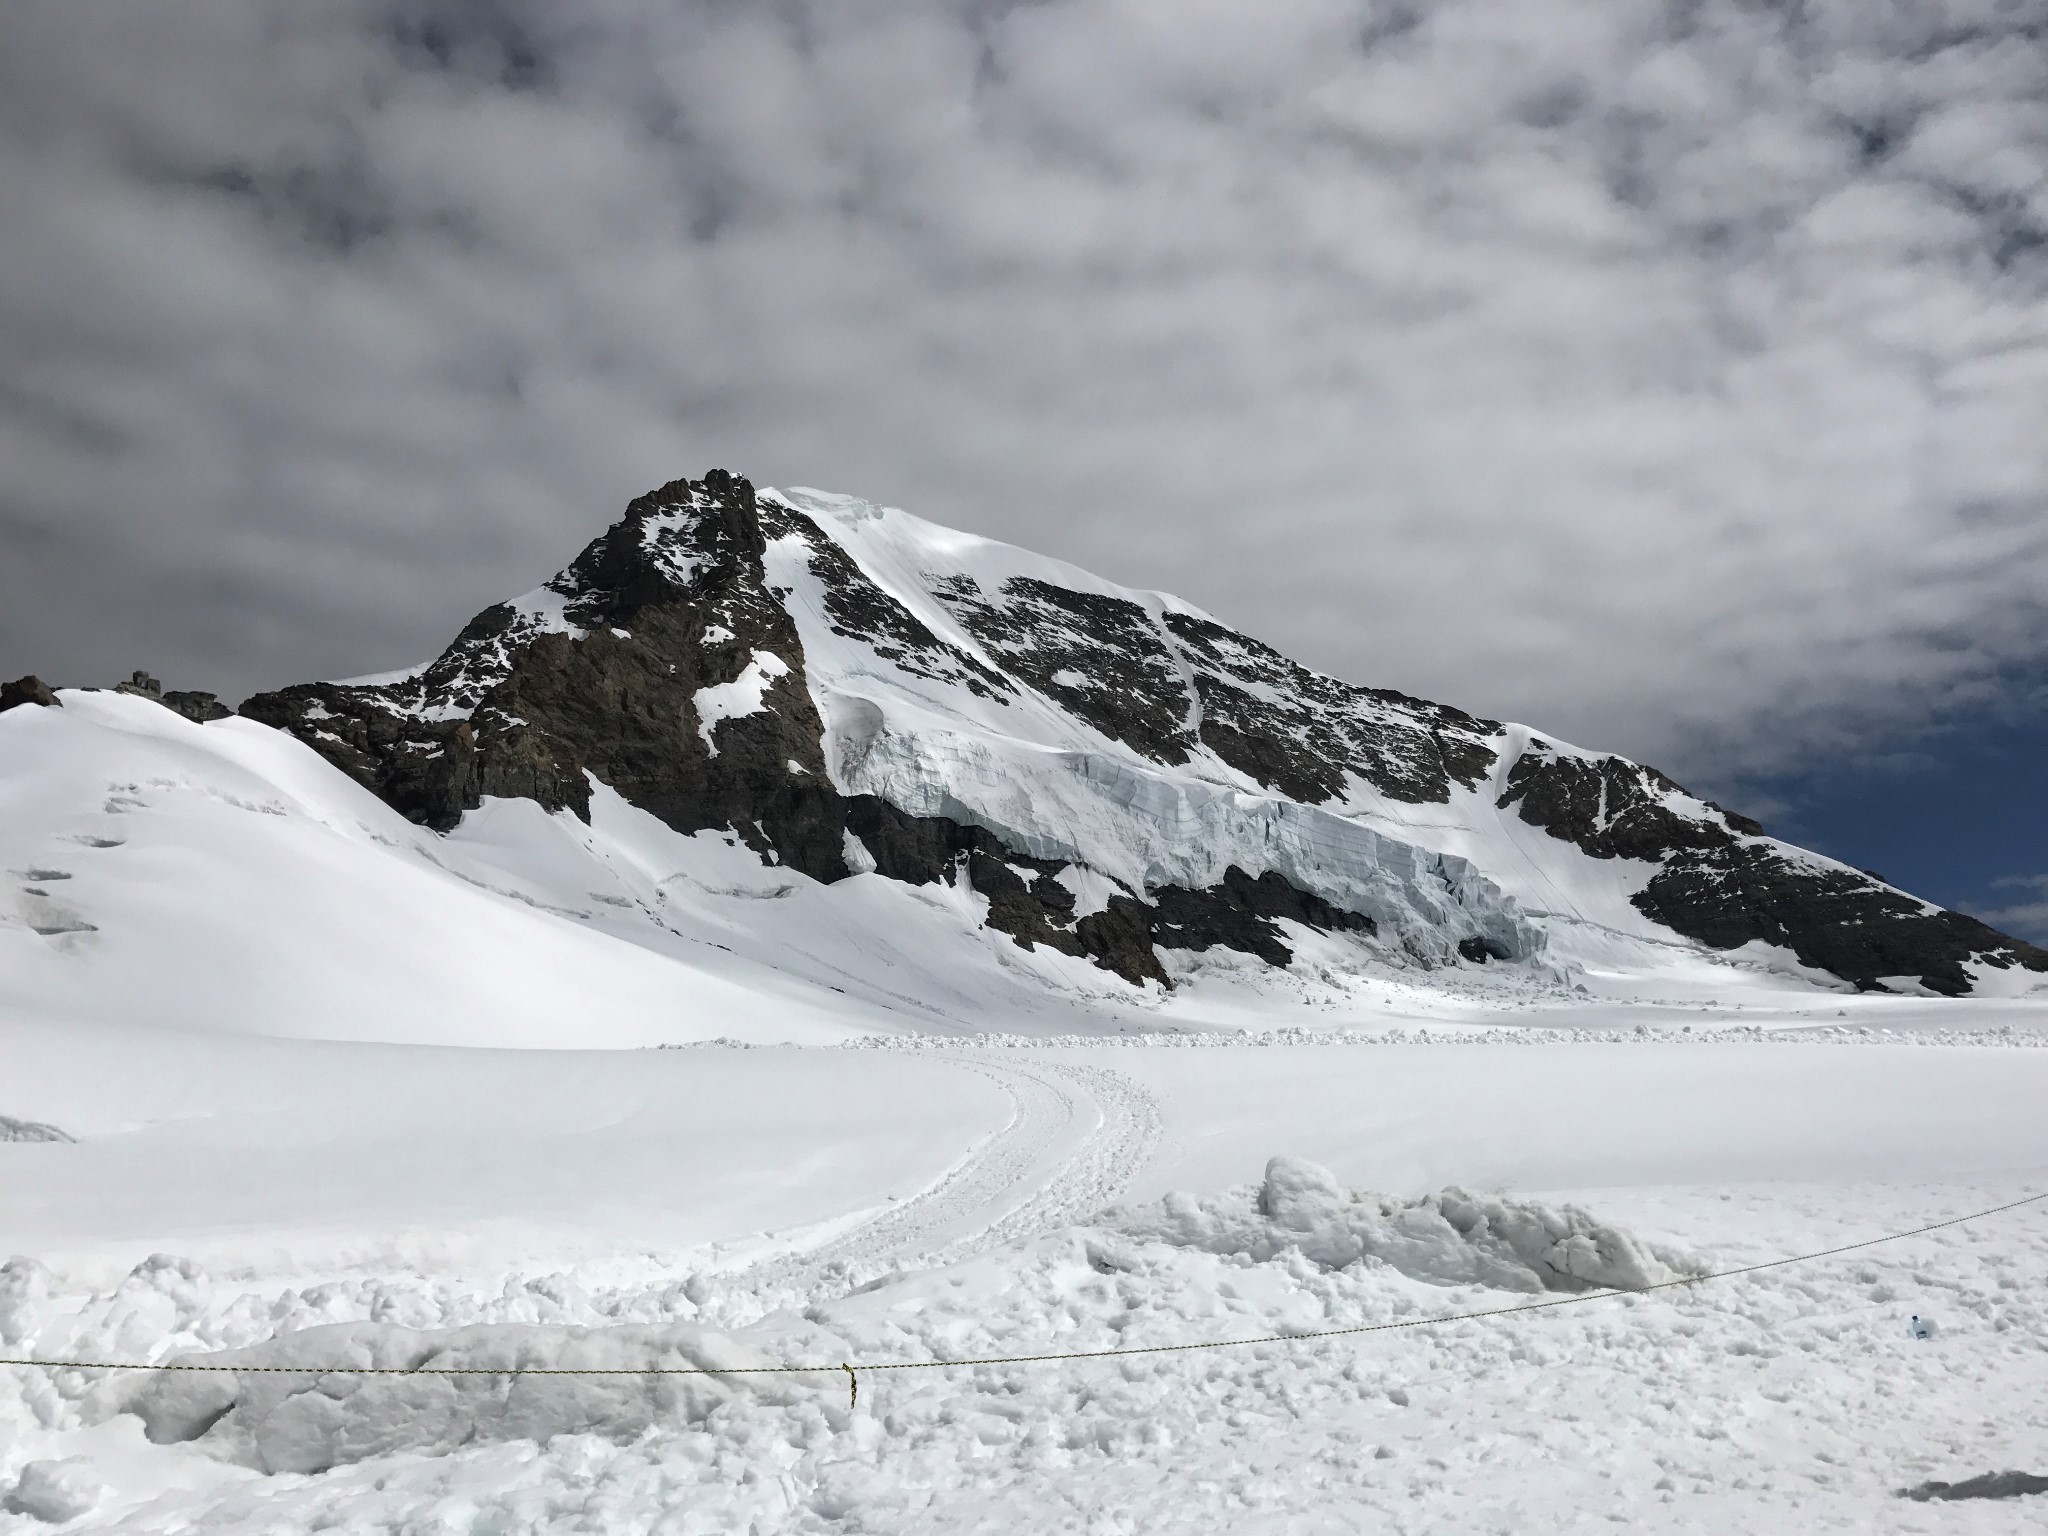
left=2, top=1458, right=102, bottom=1523
left=111, top=1320, right=804, bottom=1474
left=1110, top=1156, right=1706, bottom=1294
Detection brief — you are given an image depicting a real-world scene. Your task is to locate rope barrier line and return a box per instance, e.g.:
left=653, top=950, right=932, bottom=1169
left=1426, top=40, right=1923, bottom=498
left=2, top=1187, right=2040, bottom=1387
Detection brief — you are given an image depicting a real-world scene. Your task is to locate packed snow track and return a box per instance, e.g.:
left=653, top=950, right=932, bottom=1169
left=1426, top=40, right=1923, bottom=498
left=707, top=1053, right=1163, bottom=1323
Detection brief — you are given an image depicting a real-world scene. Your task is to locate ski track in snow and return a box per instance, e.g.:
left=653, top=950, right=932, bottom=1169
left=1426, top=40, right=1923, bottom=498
left=930, top=1058, right=1163, bottom=1266
left=711, top=1054, right=1162, bottom=1320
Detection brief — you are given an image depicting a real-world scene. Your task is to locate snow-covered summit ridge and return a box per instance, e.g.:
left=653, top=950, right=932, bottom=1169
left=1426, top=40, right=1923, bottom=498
left=105, top=471, right=2048, bottom=998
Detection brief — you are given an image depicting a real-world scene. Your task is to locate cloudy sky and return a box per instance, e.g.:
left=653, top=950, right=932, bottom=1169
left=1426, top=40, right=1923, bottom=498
left=4, top=0, right=2046, bottom=921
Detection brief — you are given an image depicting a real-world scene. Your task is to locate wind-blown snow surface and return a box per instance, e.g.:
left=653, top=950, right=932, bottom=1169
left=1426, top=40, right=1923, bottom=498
left=0, top=691, right=885, bottom=1046
left=4, top=1020, right=2048, bottom=1532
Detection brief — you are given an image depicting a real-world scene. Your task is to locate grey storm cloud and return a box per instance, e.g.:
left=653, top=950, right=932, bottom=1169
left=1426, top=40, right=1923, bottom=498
left=3, top=0, right=2047, bottom=788
left=1984, top=874, right=2048, bottom=943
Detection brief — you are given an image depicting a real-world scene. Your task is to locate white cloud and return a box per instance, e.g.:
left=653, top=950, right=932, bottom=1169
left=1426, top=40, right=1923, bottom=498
left=1982, top=875, right=2048, bottom=945
left=2, top=0, right=2046, bottom=792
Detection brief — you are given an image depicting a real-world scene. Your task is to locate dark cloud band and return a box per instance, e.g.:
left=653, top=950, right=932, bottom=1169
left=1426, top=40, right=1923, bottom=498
left=3, top=0, right=2045, bottom=790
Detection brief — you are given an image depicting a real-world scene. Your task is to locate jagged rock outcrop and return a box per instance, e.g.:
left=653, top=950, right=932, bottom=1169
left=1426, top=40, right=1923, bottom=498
left=844, top=796, right=1376, bottom=984
left=1495, top=733, right=2048, bottom=993
left=160, top=691, right=232, bottom=723
left=113, top=670, right=232, bottom=723
left=0, top=676, right=60, bottom=713
left=1497, top=738, right=1762, bottom=861
left=1634, top=846, right=2048, bottom=996
left=243, top=472, right=846, bottom=876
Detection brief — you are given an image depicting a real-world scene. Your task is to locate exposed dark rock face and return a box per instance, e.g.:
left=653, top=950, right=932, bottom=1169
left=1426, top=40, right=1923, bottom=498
left=844, top=796, right=1379, bottom=985
left=1496, top=739, right=1760, bottom=862
left=914, top=572, right=1503, bottom=805
left=161, top=691, right=233, bottom=723
left=242, top=472, right=848, bottom=876
left=106, top=671, right=233, bottom=723
left=235, top=689, right=485, bottom=831
left=1634, top=844, right=2048, bottom=997
left=941, top=578, right=1197, bottom=762
left=0, top=676, right=60, bottom=713
left=844, top=795, right=1165, bottom=984
left=1149, top=868, right=1376, bottom=968
left=761, top=504, right=1013, bottom=701
left=114, top=669, right=163, bottom=701
left=1162, top=611, right=1499, bottom=804
left=1498, top=734, right=2048, bottom=996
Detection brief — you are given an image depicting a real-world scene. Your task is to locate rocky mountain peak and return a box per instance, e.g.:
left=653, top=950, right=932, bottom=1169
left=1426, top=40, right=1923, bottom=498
left=241, top=471, right=842, bottom=871
left=549, top=470, right=768, bottom=628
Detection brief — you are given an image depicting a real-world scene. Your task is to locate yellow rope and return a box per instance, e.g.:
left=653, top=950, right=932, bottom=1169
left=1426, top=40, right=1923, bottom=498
left=3, top=1187, right=2039, bottom=1381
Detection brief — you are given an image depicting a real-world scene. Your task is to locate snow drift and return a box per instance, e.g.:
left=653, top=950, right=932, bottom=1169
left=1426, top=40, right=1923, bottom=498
left=1111, top=1157, right=1707, bottom=1294
left=109, top=1321, right=802, bottom=1475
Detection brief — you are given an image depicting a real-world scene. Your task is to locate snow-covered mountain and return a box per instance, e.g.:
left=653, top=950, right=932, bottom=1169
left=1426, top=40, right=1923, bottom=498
left=233, top=469, right=2044, bottom=1001
left=7, top=469, right=2044, bottom=1039
left=10, top=474, right=2048, bottom=1531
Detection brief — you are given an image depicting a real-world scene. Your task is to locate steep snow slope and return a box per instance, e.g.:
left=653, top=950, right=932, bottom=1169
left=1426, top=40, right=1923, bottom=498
left=763, top=488, right=1540, bottom=968
left=764, top=493, right=1649, bottom=958
left=0, top=691, right=930, bottom=1045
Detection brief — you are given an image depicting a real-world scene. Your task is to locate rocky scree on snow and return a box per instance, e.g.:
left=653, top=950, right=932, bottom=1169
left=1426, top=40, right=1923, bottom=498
left=1, top=676, right=62, bottom=714
left=5, top=669, right=229, bottom=723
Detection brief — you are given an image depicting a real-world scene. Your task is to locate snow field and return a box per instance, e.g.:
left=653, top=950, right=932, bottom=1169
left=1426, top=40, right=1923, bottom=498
left=7, top=695, right=2047, bottom=1530
left=4, top=1173, right=2042, bottom=1532
left=5, top=1031, right=2048, bottom=1532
